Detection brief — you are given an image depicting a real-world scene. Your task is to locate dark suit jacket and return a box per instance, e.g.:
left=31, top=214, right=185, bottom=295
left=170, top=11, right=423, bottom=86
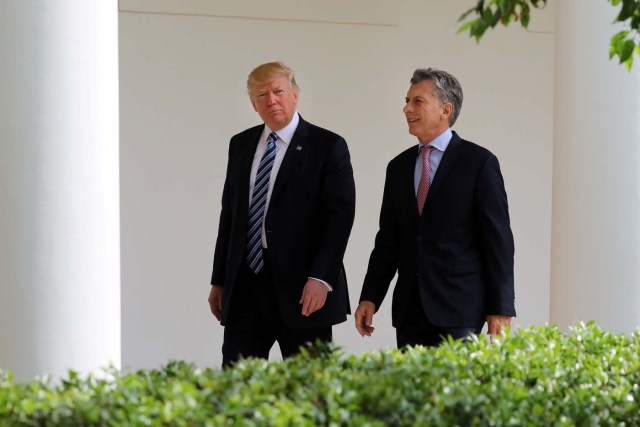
left=211, top=116, right=355, bottom=329
left=360, top=131, right=515, bottom=328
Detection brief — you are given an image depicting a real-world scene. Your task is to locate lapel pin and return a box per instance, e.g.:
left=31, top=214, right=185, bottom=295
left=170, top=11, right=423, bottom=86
left=296, top=145, right=302, bottom=151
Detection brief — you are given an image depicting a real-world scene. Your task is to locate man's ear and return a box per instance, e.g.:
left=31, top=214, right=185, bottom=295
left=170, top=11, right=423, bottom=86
left=442, top=102, right=453, bottom=119
left=250, top=97, right=258, bottom=112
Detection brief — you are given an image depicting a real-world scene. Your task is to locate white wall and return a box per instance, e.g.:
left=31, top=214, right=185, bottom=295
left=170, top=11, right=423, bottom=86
left=551, top=0, right=640, bottom=333
left=119, top=0, right=555, bottom=370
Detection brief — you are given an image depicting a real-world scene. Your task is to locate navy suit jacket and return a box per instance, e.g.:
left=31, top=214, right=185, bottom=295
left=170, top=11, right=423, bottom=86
left=211, top=117, right=355, bottom=328
left=360, top=131, right=515, bottom=328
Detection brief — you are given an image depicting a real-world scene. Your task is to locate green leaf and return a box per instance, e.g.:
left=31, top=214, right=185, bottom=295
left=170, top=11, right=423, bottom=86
left=612, top=30, right=630, bottom=45
left=521, top=3, right=531, bottom=27
left=482, top=7, right=496, bottom=26
left=458, top=6, right=477, bottom=22
left=609, top=30, right=629, bottom=58
left=617, top=1, right=635, bottom=21
left=471, top=20, right=489, bottom=41
left=619, top=39, right=636, bottom=63
left=499, top=0, right=513, bottom=19
left=457, top=20, right=475, bottom=34
left=492, top=8, right=502, bottom=26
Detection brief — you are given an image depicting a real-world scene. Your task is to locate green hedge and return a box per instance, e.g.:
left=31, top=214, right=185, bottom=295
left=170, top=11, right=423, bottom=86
left=1, top=322, right=639, bottom=426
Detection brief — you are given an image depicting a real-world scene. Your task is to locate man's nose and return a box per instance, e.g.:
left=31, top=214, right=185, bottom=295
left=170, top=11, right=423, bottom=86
left=267, top=92, right=277, bottom=104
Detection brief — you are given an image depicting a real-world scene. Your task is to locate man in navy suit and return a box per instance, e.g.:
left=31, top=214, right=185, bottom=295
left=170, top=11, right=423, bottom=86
left=355, top=68, right=515, bottom=347
left=209, top=62, right=355, bottom=366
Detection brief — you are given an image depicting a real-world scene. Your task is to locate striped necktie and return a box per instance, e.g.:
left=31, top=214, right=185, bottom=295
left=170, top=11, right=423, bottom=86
left=417, top=145, right=434, bottom=215
left=246, top=132, right=278, bottom=273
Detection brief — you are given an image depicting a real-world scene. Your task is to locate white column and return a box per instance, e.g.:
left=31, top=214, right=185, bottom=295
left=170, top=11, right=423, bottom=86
left=551, top=0, right=640, bottom=332
left=0, top=2, right=120, bottom=380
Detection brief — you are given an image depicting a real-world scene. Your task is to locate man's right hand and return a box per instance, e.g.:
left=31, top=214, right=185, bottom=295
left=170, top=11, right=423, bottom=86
left=354, top=301, right=376, bottom=337
left=208, top=285, right=223, bottom=321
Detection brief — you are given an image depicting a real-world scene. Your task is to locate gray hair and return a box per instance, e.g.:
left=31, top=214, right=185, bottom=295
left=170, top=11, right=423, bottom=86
left=410, top=68, right=463, bottom=127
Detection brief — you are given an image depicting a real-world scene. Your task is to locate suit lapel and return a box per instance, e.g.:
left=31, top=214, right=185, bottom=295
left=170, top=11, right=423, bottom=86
left=238, top=125, right=264, bottom=219
left=423, top=131, right=462, bottom=212
left=270, top=117, right=308, bottom=201
left=400, top=148, right=420, bottom=221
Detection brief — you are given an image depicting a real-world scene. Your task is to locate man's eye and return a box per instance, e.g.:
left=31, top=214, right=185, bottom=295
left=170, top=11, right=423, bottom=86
left=275, top=90, right=284, bottom=94
left=258, top=94, right=267, bottom=98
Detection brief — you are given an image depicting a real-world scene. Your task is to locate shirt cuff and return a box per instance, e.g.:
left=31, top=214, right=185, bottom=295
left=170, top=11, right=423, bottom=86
left=309, top=277, right=333, bottom=291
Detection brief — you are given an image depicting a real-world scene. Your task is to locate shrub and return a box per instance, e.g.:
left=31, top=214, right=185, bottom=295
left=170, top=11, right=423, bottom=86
left=1, top=322, right=639, bottom=426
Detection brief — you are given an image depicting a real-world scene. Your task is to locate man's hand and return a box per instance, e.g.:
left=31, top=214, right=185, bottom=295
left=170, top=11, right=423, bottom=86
left=487, top=314, right=511, bottom=337
left=355, top=301, right=376, bottom=337
left=299, top=279, right=328, bottom=316
left=208, top=285, right=224, bottom=321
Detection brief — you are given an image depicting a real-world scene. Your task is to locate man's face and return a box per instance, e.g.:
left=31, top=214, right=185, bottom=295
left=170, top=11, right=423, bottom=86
left=403, top=80, right=451, bottom=143
left=250, top=76, right=298, bottom=131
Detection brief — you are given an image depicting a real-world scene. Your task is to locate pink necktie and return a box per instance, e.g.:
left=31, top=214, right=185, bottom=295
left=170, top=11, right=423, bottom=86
left=417, top=146, right=433, bottom=215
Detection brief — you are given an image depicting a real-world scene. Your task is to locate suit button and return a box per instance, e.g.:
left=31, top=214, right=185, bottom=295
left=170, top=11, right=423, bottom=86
left=416, top=235, right=423, bottom=242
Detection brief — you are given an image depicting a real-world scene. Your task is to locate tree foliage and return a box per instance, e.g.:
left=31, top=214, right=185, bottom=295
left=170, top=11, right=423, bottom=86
left=458, top=0, right=640, bottom=70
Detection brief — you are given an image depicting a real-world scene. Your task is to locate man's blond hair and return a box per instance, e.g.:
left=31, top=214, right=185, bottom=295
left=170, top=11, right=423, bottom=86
left=247, top=62, right=300, bottom=96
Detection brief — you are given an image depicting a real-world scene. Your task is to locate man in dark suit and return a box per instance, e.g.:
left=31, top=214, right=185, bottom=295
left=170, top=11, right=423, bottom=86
left=355, top=68, right=515, bottom=347
left=209, top=62, right=355, bottom=367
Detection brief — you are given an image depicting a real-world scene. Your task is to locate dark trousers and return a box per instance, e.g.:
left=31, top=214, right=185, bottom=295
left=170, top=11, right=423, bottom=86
left=222, top=254, right=331, bottom=368
left=396, top=281, right=483, bottom=348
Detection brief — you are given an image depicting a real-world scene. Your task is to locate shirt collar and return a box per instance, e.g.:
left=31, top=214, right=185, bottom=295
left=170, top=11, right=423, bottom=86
left=417, top=128, right=452, bottom=154
left=264, top=112, right=299, bottom=145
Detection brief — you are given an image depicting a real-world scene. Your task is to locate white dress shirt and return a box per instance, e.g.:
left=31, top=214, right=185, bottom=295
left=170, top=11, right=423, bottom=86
left=249, top=112, right=299, bottom=247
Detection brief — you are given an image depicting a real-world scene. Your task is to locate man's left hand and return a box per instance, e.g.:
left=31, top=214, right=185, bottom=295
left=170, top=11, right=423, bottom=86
left=300, top=279, right=328, bottom=316
left=487, top=315, right=512, bottom=336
